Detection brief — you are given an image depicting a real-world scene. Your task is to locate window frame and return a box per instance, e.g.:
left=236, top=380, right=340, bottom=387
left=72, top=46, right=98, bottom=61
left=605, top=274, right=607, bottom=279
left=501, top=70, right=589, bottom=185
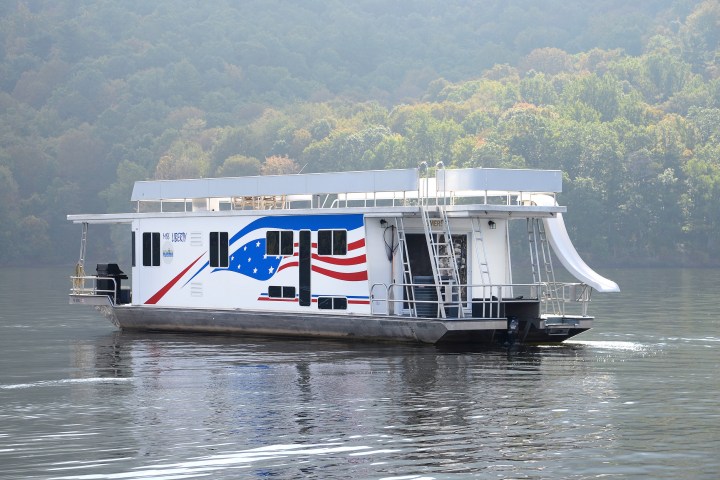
left=209, top=231, right=229, bottom=268
left=268, top=285, right=296, bottom=299
left=142, top=232, right=161, bottom=267
left=266, top=230, right=294, bottom=257
left=317, top=296, right=348, bottom=310
left=317, top=229, right=347, bottom=256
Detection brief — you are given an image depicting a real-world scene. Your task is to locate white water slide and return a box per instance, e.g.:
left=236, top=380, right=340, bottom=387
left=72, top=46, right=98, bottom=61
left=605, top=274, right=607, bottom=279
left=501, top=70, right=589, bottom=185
left=531, top=194, right=620, bottom=293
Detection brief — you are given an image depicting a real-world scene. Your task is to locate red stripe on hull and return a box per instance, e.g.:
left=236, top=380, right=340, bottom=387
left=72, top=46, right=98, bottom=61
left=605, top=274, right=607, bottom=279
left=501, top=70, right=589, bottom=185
left=257, top=297, right=299, bottom=302
left=145, top=253, right=206, bottom=305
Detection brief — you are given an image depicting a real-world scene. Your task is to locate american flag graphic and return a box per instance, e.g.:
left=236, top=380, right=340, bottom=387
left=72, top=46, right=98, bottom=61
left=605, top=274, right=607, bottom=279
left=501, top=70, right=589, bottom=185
left=217, top=214, right=368, bottom=282
left=219, top=235, right=367, bottom=282
left=219, top=237, right=283, bottom=281
left=146, top=214, right=368, bottom=305
left=275, top=237, right=367, bottom=281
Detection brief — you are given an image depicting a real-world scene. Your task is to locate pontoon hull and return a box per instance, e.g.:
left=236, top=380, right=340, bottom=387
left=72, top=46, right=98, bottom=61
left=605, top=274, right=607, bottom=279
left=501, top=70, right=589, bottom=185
left=106, top=306, right=590, bottom=345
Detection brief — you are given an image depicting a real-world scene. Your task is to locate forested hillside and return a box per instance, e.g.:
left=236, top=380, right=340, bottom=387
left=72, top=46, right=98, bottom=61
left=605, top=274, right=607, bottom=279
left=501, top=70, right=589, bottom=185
left=1, top=0, right=719, bottom=266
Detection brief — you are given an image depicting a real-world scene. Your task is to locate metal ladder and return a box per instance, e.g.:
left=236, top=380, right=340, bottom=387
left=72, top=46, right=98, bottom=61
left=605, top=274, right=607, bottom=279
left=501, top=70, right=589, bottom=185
left=470, top=217, right=493, bottom=317
left=471, top=217, right=492, bottom=286
left=421, top=205, right=464, bottom=318
left=395, top=217, right=416, bottom=317
left=527, top=218, right=562, bottom=315
left=72, top=222, right=89, bottom=291
left=79, top=222, right=88, bottom=271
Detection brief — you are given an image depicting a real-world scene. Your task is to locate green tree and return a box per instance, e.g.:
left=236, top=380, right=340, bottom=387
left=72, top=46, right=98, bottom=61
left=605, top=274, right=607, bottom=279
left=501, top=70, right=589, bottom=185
left=0, top=166, right=20, bottom=263
left=520, top=72, right=559, bottom=106
left=682, top=144, right=720, bottom=260
left=495, top=103, right=555, bottom=168
left=680, top=0, right=720, bottom=76
left=216, top=155, right=262, bottom=177
left=15, top=215, right=52, bottom=263
left=155, top=140, right=209, bottom=179
left=520, top=48, right=574, bottom=75
left=562, top=73, right=622, bottom=122
left=101, top=160, right=148, bottom=213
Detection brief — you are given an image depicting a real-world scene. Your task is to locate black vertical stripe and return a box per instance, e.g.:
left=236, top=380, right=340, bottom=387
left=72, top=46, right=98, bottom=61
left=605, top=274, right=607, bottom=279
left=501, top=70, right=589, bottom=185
left=131, top=232, right=136, bottom=267
left=143, top=232, right=151, bottom=266
left=220, top=232, right=229, bottom=267
left=299, top=230, right=311, bottom=306
left=209, top=232, right=218, bottom=267
left=152, top=232, right=160, bottom=266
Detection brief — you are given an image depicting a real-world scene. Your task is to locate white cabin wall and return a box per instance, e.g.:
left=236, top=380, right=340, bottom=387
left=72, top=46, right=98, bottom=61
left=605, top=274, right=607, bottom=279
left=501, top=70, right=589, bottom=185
left=130, top=214, right=371, bottom=314
left=470, top=218, right=510, bottom=299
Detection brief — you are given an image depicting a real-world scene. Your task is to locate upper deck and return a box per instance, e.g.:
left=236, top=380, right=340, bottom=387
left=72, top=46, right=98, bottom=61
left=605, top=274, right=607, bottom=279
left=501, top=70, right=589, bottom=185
left=68, top=166, right=565, bottom=224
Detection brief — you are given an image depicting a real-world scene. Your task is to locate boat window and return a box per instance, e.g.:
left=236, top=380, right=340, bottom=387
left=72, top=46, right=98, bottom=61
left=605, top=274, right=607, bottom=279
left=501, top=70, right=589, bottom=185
left=317, top=296, right=348, bottom=310
left=281, top=231, right=294, bottom=255
left=268, top=286, right=296, bottom=299
left=267, top=231, right=279, bottom=255
left=318, top=230, right=347, bottom=256
left=266, top=230, right=294, bottom=256
left=333, top=230, right=347, bottom=255
left=142, top=232, right=160, bottom=267
left=209, top=232, right=229, bottom=268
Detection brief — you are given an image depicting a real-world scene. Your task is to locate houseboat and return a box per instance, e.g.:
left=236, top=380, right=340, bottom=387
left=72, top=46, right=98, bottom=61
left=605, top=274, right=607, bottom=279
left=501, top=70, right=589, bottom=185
left=68, top=164, right=619, bottom=345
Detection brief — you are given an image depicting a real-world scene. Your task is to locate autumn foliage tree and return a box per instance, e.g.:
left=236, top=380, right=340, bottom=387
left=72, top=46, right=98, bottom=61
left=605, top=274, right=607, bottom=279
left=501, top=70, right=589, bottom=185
left=261, top=155, right=300, bottom=175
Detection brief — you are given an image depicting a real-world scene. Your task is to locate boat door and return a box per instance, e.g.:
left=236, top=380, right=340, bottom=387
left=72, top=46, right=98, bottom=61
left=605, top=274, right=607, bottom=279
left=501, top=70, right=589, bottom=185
left=405, top=233, right=467, bottom=283
left=299, top=230, right=311, bottom=306
left=404, top=232, right=468, bottom=312
left=406, top=233, right=432, bottom=278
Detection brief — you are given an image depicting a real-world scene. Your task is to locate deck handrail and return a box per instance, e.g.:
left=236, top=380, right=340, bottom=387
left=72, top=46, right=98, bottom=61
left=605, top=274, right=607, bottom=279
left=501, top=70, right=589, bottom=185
left=130, top=167, right=562, bottom=213
left=370, top=281, right=590, bottom=318
left=69, top=275, right=118, bottom=304
left=136, top=189, right=562, bottom=213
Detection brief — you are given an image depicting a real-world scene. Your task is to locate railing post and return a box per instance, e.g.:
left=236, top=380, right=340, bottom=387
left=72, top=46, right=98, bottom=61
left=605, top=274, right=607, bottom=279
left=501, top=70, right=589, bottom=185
left=418, top=161, right=428, bottom=206
left=436, top=161, right=445, bottom=205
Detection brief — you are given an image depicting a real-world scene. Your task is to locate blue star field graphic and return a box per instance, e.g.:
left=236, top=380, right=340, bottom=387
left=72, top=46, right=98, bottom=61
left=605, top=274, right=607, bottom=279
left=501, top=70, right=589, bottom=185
left=212, top=237, right=282, bottom=281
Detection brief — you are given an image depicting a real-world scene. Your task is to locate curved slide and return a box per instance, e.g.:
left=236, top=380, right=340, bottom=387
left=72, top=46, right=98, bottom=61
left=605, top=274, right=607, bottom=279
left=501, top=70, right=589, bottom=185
left=531, top=194, right=620, bottom=293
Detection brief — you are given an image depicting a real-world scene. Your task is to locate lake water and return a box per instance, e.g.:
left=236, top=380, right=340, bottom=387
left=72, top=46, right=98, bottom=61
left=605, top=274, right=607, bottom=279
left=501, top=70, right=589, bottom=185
left=0, top=266, right=718, bottom=479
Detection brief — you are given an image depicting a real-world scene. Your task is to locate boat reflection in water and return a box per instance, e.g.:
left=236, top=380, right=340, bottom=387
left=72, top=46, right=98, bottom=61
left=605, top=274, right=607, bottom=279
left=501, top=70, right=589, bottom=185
left=67, top=330, right=632, bottom=479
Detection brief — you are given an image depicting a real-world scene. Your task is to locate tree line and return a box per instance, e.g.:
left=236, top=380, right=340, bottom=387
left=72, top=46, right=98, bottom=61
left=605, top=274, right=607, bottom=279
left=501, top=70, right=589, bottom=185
left=1, top=0, right=719, bottom=266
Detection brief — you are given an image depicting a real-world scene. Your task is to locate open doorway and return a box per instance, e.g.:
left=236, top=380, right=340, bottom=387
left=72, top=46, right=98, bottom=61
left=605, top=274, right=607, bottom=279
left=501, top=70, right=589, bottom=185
left=406, top=233, right=432, bottom=277
left=403, top=233, right=468, bottom=312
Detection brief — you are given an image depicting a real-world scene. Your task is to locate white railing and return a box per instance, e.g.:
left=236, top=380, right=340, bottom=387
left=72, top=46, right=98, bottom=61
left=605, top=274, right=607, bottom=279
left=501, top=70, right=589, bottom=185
left=129, top=167, right=563, bottom=213
left=70, top=275, right=118, bottom=303
left=370, top=281, right=590, bottom=319
left=542, top=282, right=591, bottom=316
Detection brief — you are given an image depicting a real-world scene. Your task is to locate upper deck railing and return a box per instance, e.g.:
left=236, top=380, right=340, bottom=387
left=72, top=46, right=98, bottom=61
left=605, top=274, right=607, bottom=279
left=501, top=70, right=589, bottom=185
left=130, top=166, right=562, bottom=213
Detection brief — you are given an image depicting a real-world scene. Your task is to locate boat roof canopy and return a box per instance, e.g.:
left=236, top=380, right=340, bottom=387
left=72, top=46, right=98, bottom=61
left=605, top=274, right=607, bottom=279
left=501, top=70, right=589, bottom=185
left=131, top=167, right=562, bottom=202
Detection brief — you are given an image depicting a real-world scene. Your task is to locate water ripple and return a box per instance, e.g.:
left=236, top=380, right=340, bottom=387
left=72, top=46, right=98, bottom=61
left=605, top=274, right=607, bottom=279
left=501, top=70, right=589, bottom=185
left=0, top=377, right=133, bottom=390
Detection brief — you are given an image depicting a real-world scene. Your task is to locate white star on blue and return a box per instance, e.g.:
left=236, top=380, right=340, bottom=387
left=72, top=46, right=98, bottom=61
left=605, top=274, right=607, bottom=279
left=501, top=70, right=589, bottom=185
left=214, top=237, right=283, bottom=281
